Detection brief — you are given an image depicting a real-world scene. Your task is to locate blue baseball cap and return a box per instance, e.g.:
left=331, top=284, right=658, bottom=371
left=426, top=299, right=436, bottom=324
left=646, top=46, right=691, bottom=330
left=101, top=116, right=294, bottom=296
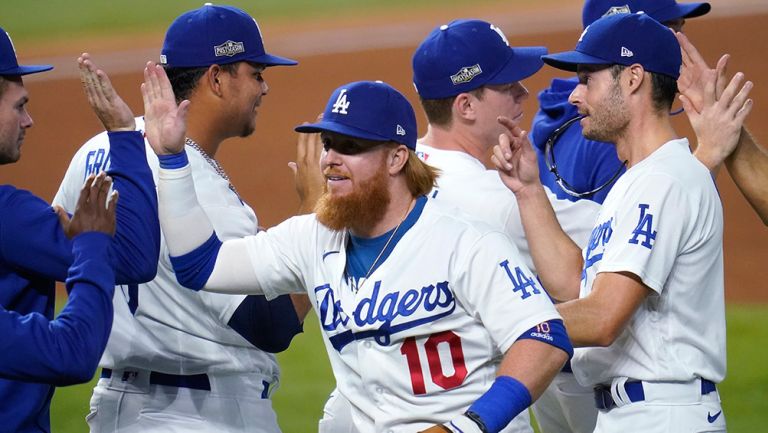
left=295, top=81, right=417, bottom=150
left=413, top=19, right=547, bottom=99
left=160, top=3, right=297, bottom=68
left=0, top=27, right=53, bottom=76
left=582, top=0, right=711, bottom=28
left=542, top=13, right=681, bottom=79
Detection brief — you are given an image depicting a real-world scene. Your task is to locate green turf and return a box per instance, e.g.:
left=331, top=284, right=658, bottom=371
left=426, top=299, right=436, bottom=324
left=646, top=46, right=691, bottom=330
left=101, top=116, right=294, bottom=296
left=50, top=304, right=768, bottom=432
left=1, top=0, right=520, bottom=43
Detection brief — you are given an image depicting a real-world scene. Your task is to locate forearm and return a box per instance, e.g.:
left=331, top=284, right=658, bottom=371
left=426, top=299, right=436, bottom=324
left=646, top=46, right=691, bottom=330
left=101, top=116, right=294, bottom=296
left=498, top=339, right=568, bottom=400
left=515, top=185, right=583, bottom=301
left=0, top=232, right=115, bottom=385
left=106, top=131, right=160, bottom=283
left=725, top=127, right=768, bottom=225
left=555, top=298, right=611, bottom=347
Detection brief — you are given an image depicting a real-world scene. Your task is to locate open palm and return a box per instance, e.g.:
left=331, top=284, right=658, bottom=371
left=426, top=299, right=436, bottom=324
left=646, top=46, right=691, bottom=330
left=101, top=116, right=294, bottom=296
left=141, top=61, right=190, bottom=156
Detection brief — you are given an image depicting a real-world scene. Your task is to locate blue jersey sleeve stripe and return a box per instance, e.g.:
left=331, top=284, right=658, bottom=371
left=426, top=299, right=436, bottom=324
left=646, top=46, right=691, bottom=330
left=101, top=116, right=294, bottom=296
left=158, top=151, right=190, bottom=169
left=516, top=319, right=574, bottom=358
left=169, top=233, right=222, bottom=291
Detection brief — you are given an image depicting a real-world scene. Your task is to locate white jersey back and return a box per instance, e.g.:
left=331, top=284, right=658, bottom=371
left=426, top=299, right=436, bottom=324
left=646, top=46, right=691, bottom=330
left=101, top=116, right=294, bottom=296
left=416, top=144, right=600, bottom=272
left=573, top=138, right=725, bottom=386
left=53, top=118, right=279, bottom=377
left=240, top=199, right=561, bottom=432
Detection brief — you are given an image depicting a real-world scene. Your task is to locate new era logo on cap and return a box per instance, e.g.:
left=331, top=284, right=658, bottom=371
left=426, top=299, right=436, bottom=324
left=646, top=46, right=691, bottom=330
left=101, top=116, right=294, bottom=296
left=214, top=40, right=245, bottom=57
left=542, top=13, right=681, bottom=79
left=396, top=125, right=406, bottom=136
left=450, top=64, right=482, bottom=85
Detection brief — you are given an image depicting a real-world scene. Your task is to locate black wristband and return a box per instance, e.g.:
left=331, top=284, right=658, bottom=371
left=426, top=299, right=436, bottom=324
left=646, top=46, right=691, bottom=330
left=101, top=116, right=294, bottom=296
left=464, top=411, right=490, bottom=433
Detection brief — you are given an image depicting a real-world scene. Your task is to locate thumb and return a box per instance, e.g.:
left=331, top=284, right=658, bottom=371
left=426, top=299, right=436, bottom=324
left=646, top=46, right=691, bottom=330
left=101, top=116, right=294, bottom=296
left=54, top=205, right=71, bottom=230
left=679, top=94, right=695, bottom=118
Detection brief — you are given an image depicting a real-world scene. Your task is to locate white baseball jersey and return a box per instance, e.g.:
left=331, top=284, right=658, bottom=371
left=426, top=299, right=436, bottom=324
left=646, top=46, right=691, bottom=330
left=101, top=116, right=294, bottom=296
left=573, top=138, right=725, bottom=387
left=200, top=197, right=562, bottom=433
left=53, top=118, right=278, bottom=378
left=416, top=143, right=600, bottom=273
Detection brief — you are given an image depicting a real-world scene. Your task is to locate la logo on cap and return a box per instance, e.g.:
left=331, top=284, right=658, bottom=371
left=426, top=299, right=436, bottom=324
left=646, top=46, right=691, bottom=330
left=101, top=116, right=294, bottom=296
left=332, top=89, right=350, bottom=115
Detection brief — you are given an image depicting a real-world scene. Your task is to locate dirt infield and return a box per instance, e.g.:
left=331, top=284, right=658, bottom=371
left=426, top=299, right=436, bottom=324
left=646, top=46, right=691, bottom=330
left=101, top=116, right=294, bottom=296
left=2, top=3, right=766, bottom=302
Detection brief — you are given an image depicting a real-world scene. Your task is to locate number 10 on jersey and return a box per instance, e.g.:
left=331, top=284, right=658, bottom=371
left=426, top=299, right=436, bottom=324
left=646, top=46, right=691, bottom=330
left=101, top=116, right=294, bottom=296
left=399, top=330, right=468, bottom=395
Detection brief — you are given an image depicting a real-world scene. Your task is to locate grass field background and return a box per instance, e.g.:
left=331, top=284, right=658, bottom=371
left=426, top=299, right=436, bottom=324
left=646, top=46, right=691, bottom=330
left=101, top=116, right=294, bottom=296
left=51, top=305, right=768, bottom=432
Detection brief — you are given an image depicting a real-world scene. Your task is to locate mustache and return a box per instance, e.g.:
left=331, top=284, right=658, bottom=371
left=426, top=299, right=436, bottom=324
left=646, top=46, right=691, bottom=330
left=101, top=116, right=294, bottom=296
left=323, top=168, right=352, bottom=178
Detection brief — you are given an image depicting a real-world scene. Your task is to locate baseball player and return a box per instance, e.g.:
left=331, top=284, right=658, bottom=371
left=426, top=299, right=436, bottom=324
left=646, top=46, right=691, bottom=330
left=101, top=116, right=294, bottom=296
left=409, top=19, right=600, bottom=433
left=493, top=12, right=752, bottom=433
left=142, top=67, right=573, bottom=433
left=53, top=5, right=315, bottom=433
left=0, top=29, right=160, bottom=433
left=526, top=2, right=712, bottom=432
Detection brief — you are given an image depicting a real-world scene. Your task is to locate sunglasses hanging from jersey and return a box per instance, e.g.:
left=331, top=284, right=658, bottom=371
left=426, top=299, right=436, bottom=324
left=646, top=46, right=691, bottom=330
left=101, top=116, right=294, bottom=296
left=544, top=115, right=628, bottom=199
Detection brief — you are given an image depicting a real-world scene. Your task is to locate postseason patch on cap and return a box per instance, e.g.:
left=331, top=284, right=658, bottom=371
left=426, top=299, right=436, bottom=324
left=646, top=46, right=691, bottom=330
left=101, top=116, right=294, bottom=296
left=214, top=40, right=246, bottom=57
left=451, top=64, right=483, bottom=85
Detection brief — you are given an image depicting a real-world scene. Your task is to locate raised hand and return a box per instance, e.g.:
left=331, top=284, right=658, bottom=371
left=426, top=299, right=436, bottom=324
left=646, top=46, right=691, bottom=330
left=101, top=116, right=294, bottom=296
left=681, top=64, right=753, bottom=171
left=290, top=114, right=326, bottom=214
left=55, top=172, right=118, bottom=238
left=491, top=116, right=542, bottom=195
left=141, top=61, right=190, bottom=155
left=78, top=53, right=135, bottom=132
left=676, top=32, right=729, bottom=112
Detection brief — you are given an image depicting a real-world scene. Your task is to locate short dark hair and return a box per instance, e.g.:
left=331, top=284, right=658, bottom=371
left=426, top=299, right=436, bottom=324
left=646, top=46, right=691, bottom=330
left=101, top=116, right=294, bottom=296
left=418, top=87, right=485, bottom=127
left=163, top=62, right=239, bottom=102
left=0, top=76, right=9, bottom=98
left=609, top=64, right=677, bottom=112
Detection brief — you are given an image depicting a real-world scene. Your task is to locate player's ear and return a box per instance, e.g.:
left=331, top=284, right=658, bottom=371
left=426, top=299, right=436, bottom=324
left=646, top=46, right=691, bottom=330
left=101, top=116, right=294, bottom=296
left=206, top=64, right=225, bottom=97
left=626, top=64, right=646, bottom=94
left=453, top=91, right=478, bottom=122
left=387, top=144, right=409, bottom=175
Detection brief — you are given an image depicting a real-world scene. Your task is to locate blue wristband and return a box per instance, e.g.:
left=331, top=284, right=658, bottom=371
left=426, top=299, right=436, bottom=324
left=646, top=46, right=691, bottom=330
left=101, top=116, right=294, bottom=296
left=158, top=151, right=189, bottom=169
left=467, top=376, right=532, bottom=433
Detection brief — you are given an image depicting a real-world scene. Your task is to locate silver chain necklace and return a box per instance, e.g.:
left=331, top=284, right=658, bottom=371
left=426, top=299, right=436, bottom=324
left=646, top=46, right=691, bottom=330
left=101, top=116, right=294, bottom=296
left=185, top=137, right=239, bottom=196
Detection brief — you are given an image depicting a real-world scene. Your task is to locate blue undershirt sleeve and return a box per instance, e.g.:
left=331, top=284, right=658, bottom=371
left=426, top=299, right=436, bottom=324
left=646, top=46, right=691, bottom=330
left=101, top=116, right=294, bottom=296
left=227, top=295, right=304, bottom=353
left=104, top=131, right=160, bottom=284
left=0, top=232, right=115, bottom=385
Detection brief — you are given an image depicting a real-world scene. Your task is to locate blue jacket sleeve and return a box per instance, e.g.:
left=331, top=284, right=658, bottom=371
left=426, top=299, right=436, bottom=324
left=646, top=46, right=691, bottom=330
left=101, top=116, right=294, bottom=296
left=104, top=131, right=159, bottom=284
left=0, top=232, right=115, bottom=385
left=228, top=295, right=304, bottom=353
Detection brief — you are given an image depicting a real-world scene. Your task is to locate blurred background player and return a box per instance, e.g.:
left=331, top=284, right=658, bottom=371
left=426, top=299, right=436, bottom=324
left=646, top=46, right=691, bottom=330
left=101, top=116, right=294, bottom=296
left=1, top=27, right=159, bottom=433
left=53, top=4, right=319, bottom=433
left=142, top=71, right=572, bottom=433
left=495, top=12, right=751, bottom=433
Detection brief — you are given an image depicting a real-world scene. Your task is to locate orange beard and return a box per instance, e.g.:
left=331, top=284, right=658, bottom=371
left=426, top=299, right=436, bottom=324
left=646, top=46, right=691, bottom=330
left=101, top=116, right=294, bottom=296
left=315, top=163, right=391, bottom=232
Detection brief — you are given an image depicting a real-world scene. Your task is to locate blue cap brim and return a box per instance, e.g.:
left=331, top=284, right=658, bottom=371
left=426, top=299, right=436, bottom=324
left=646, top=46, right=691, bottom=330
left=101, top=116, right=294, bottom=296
left=653, top=2, right=711, bottom=22
left=253, top=53, right=297, bottom=67
left=295, top=120, right=391, bottom=142
left=487, top=46, right=547, bottom=85
left=0, top=64, right=54, bottom=76
left=542, top=50, right=610, bottom=72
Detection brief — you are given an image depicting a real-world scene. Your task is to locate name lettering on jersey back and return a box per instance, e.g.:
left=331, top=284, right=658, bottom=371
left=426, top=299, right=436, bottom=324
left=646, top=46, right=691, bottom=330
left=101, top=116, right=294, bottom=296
left=84, top=148, right=111, bottom=178
left=314, top=280, right=456, bottom=351
left=582, top=218, right=613, bottom=280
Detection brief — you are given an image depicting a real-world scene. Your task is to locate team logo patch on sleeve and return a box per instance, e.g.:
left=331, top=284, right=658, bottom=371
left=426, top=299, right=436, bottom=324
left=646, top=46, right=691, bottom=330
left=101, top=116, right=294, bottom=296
left=629, top=203, right=657, bottom=249
left=214, top=40, right=245, bottom=57
left=451, top=64, right=483, bottom=85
